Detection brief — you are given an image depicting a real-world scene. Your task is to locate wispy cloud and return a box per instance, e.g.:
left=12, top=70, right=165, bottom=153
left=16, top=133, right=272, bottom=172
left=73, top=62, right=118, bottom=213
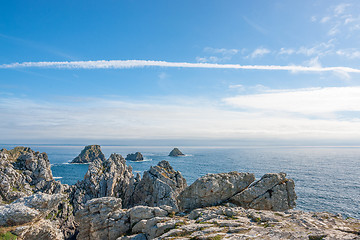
left=1, top=59, right=360, bottom=74
left=223, top=86, right=360, bottom=116
left=196, top=47, right=239, bottom=63
left=246, top=47, right=270, bottom=59
left=2, top=91, right=360, bottom=141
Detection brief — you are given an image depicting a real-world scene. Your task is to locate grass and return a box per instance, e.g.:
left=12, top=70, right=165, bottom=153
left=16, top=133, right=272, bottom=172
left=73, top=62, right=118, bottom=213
left=0, top=232, right=17, bottom=240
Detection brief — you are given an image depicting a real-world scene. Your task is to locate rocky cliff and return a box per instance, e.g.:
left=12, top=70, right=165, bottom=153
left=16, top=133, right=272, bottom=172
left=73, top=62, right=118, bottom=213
left=1, top=146, right=359, bottom=240
left=168, top=148, right=184, bottom=157
left=125, top=152, right=144, bottom=161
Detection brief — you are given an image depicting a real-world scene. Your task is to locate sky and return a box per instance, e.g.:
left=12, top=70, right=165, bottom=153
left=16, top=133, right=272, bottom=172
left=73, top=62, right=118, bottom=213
left=1, top=0, right=360, bottom=145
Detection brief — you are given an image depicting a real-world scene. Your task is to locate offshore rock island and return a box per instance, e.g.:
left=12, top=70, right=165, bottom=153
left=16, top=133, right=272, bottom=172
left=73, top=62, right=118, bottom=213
left=0, top=146, right=359, bottom=240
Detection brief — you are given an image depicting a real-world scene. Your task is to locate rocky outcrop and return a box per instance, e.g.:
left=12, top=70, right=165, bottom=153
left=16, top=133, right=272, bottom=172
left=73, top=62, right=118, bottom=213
left=70, top=145, right=105, bottom=164
left=126, top=152, right=144, bottom=161
left=178, top=172, right=255, bottom=211
left=75, top=197, right=176, bottom=240
left=0, top=193, right=65, bottom=226
left=126, top=161, right=187, bottom=211
left=75, top=199, right=360, bottom=240
left=72, top=153, right=134, bottom=211
left=168, top=148, right=184, bottom=157
left=230, top=173, right=297, bottom=211
left=14, top=219, right=64, bottom=240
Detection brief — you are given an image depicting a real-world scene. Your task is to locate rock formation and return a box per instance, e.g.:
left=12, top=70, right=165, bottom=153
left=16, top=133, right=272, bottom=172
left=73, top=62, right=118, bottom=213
left=126, top=160, right=187, bottom=211
left=178, top=172, right=255, bottom=211
left=71, top=153, right=135, bottom=211
left=230, top=172, right=297, bottom=211
left=168, top=148, right=184, bottom=157
left=0, top=193, right=66, bottom=239
left=125, top=152, right=144, bottom=161
left=75, top=197, right=360, bottom=240
left=70, top=145, right=105, bottom=164
left=1, top=146, right=358, bottom=240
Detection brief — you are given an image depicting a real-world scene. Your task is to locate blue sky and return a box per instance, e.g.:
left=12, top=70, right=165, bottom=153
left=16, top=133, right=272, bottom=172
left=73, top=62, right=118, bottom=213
left=1, top=0, right=360, bottom=144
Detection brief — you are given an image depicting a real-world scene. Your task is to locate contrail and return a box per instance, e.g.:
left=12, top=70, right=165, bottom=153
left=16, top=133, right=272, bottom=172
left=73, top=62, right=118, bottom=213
left=1, top=60, right=360, bottom=73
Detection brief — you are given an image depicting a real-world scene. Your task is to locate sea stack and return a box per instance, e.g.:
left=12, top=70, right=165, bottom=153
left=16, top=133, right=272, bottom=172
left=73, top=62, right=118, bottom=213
left=169, top=148, right=185, bottom=157
left=70, top=145, right=106, bottom=163
left=125, top=152, right=144, bottom=161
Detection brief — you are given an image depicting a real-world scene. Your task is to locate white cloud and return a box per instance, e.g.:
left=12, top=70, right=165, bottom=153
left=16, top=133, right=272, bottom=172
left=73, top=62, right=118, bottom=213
left=197, top=47, right=239, bottom=63
left=204, top=47, right=238, bottom=56
left=320, top=16, right=331, bottom=23
left=2, top=93, right=360, bottom=141
left=223, top=86, right=360, bottom=115
left=279, top=48, right=295, bottom=55
left=158, top=72, right=169, bottom=79
left=1, top=59, right=360, bottom=74
left=247, top=47, right=270, bottom=59
left=334, top=3, right=351, bottom=16
left=336, top=49, right=360, bottom=59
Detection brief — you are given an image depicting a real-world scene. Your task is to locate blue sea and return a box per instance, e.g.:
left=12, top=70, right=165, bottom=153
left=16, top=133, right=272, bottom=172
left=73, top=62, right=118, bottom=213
left=1, top=145, right=359, bottom=219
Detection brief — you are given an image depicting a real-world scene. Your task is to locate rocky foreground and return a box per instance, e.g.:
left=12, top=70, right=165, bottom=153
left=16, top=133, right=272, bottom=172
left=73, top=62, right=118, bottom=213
left=0, top=146, right=359, bottom=240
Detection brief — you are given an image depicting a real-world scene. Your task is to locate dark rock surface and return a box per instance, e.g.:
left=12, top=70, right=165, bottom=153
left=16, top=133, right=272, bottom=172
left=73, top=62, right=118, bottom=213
left=168, top=148, right=184, bottom=157
left=70, top=145, right=105, bottom=164
left=126, top=152, right=144, bottom=161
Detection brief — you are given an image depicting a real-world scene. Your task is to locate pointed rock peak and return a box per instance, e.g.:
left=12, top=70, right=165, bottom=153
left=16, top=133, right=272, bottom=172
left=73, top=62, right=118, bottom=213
left=169, top=148, right=185, bottom=157
left=70, top=145, right=105, bottom=164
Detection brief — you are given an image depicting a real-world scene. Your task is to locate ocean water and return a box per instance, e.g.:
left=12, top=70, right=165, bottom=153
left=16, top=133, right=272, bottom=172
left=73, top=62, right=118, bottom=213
left=1, top=144, right=359, bottom=219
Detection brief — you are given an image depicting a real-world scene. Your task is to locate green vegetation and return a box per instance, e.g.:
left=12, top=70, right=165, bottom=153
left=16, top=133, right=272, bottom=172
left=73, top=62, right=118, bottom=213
left=0, top=232, right=17, bottom=240
left=208, top=235, right=223, bottom=240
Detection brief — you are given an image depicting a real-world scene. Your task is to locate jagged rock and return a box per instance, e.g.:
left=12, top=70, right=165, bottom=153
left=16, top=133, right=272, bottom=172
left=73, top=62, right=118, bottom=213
left=0, top=153, right=33, bottom=203
left=70, top=145, right=106, bottom=164
left=126, top=160, right=187, bottom=211
left=0, top=193, right=65, bottom=226
left=14, top=219, right=64, bottom=240
left=116, top=234, right=146, bottom=240
left=75, top=197, right=130, bottom=240
left=72, top=153, right=134, bottom=211
left=178, top=172, right=255, bottom=211
left=230, top=173, right=297, bottom=211
left=168, top=148, right=184, bottom=157
left=0, top=148, right=58, bottom=203
left=129, top=205, right=167, bottom=226
left=126, top=152, right=144, bottom=161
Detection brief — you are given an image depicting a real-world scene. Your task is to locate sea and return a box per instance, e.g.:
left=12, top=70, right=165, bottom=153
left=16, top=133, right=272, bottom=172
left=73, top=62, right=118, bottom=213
left=1, top=144, right=359, bottom=219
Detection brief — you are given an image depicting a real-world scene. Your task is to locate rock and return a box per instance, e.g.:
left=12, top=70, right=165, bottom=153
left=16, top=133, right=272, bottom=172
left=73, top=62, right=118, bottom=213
left=72, top=153, right=135, bottom=211
left=129, top=205, right=167, bottom=226
left=15, top=219, right=64, bottom=240
left=230, top=173, right=297, bottom=211
left=125, top=152, right=144, bottom=161
left=70, top=145, right=106, bottom=164
left=0, top=146, right=34, bottom=162
left=168, top=148, right=184, bottom=157
left=116, top=234, right=147, bottom=240
left=126, top=160, right=187, bottom=211
left=75, top=197, right=130, bottom=240
left=0, top=193, right=65, bottom=226
left=178, top=172, right=255, bottom=211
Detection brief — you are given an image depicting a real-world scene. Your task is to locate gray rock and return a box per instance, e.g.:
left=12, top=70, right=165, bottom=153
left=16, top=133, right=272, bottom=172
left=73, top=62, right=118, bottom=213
left=178, top=172, right=255, bottom=211
left=168, top=148, right=184, bottom=157
left=72, top=153, right=135, bottom=211
left=15, top=219, right=64, bottom=240
left=230, top=173, right=297, bottom=211
left=129, top=205, right=167, bottom=226
left=126, top=160, right=187, bottom=211
left=125, top=152, right=144, bottom=161
left=75, top=197, right=130, bottom=240
left=0, top=193, right=65, bottom=226
left=70, top=145, right=106, bottom=164
left=116, top=234, right=147, bottom=240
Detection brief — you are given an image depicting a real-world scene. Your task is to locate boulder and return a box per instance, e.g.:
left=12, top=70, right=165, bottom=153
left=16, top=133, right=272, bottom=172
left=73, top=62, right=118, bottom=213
left=178, top=172, right=255, bottom=211
left=70, top=145, right=106, bottom=164
left=72, top=153, right=135, bottom=211
left=14, top=219, right=64, bottom=240
left=126, top=152, right=144, bottom=161
left=230, top=173, right=297, bottom=211
left=0, top=193, right=65, bottom=226
left=75, top=197, right=130, bottom=240
left=168, top=148, right=184, bottom=157
left=126, top=161, right=187, bottom=211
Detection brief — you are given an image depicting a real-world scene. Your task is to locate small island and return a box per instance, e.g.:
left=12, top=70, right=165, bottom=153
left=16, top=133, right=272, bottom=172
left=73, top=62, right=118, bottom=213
left=70, top=145, right=106, bottom=163
left=169, top=147, right=185, bottom=157
left=125, top=152, right=144, bottom=161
